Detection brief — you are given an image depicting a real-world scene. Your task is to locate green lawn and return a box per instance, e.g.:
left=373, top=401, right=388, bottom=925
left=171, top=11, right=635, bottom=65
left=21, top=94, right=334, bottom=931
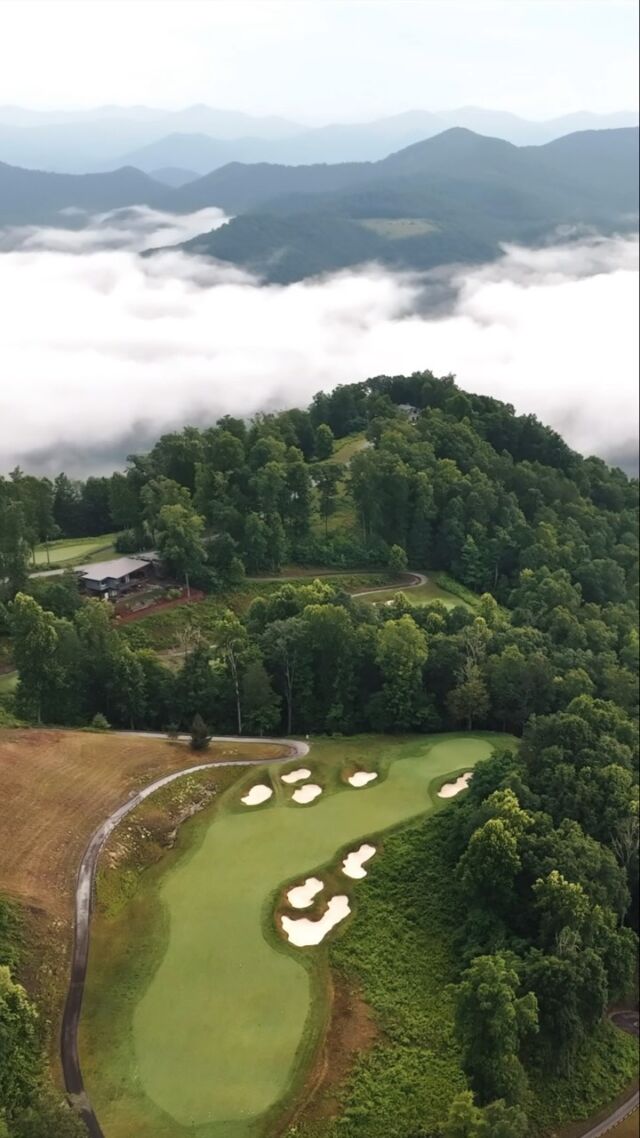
left=356, top=578, right=468, bottom=609
left=31, top=533, right=117, bottom=568
left=80, top=732, right=512, bottom=1138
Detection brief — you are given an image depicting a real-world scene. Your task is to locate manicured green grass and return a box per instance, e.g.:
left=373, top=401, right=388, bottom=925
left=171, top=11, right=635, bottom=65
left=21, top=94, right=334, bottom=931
left=357, top=579, right=468, bottom=609
left=31, top=533, right=117, bottom=568
left=80, top=732, right=511, bottom=1138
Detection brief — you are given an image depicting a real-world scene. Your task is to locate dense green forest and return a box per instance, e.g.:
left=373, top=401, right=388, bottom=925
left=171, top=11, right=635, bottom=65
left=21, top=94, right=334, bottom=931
left=0, top=369, right=638, bottom=1135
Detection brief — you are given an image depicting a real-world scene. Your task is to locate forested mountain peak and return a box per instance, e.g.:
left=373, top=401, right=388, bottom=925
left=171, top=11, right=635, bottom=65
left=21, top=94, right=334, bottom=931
left=168, top=127, right=639, bottom=282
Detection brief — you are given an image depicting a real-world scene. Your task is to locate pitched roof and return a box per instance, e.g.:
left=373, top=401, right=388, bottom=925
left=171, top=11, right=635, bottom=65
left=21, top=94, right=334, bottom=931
left=75, top=557, right=148, bottom=582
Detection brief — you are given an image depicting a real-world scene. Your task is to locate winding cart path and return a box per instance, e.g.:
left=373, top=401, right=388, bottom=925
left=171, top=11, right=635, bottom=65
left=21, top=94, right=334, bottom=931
left=60, top=735, right=309, bottom=1138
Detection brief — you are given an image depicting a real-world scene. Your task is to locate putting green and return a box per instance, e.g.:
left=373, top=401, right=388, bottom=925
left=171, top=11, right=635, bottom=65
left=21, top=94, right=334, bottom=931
left=81, top=733, right=514, bottom=1138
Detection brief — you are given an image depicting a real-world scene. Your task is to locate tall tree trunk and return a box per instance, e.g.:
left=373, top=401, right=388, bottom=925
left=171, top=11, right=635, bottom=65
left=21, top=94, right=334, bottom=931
left=285, top=658, right=293, bottom=734
left=229, top=650, right=242, bottom=735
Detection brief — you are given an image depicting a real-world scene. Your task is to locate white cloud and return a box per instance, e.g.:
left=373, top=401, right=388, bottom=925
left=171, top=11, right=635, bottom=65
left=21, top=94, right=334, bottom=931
left=0, top=216, right=637, bottom=475
left=0, top=205, right=229, bottom=254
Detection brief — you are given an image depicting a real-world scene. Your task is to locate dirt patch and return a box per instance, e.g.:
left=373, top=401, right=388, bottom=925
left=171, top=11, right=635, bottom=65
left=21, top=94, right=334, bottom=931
left=295, top=972, right=379, bottom=1123
left=114, top=589, right=205, bottom=623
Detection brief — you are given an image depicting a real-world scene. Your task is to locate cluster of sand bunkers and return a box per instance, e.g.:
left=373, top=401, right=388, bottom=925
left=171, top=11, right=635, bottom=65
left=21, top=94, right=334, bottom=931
left=240, top=764, right=381, bottom=947
left=281, top=840, right=377, bottom=947
left=239, top=762, right=473, bottom=949
left=240, top=766, right=381, bottom=808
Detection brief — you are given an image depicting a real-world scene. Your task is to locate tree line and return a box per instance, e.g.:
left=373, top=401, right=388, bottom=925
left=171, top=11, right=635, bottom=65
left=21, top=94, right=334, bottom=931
left=0, top=369, right=637, bottom=1136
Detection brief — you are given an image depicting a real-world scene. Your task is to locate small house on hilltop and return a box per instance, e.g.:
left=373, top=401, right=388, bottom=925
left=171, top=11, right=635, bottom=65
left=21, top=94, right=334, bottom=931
left=75, top=557, right=150, bottom=600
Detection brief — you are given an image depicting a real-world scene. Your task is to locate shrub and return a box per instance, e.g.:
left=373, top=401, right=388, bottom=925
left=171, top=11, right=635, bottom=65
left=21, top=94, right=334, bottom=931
left=90, top=712, right=110, bottom=731
left=190, top=713, right=210, bottom=751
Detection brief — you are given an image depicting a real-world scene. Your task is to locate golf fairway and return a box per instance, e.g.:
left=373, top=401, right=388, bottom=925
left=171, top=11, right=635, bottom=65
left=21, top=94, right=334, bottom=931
left=81, top=733, right=511, bottom=1138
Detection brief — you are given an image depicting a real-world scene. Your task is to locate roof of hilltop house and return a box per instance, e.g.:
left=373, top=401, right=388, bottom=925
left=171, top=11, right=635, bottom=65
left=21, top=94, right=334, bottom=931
left=75, top=557, right=149, bottom=582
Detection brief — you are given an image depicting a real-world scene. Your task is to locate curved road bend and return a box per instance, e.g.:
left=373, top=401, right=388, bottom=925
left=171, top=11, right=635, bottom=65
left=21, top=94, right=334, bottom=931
left=351, top=571, right=428, bottom=598
left=61, top=735, right=309, bottom=1138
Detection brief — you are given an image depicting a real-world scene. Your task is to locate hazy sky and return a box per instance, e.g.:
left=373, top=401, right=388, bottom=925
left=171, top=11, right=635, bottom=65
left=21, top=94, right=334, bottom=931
left=0, top=0, right=637, bottom=121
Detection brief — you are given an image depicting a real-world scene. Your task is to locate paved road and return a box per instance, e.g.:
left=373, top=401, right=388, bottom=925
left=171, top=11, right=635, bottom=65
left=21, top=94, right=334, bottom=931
left=577, top=1092, right=639, bottom=1138
left=61, top=734, right=309, bottom=1138
left=575, top=1011, right=639, bottom=1138
left=351, top=572, right=428, bottom=598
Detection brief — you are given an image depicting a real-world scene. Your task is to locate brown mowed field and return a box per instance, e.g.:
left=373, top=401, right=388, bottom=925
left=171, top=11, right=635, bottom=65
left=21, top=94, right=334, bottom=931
left=608, top=1112, right=639, bottom=1137
left=0, top=727, right=286, bottom=1057
left=0, top=728, right=284, bottom=916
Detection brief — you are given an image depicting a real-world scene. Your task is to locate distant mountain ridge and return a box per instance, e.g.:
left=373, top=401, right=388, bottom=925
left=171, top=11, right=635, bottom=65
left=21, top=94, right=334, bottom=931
left=0, top=161, right=171, bottom=225
left=0, top=127, right=636, bottom=287
left=0, top=102, right=636, bottom=174
left=168, top=126, right=639, bottom=283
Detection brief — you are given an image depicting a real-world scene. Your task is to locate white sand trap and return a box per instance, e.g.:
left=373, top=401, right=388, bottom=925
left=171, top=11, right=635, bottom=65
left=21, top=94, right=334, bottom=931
left=281, top=768, right=312, bottom=784
left=438, top=772, right=473, bottom=798
left=241, top=784, right=273, bottom=806
left=292, top=783, right=323, bottom=804
left=281, top=895, right=351, bottom=946
left=348, top=771, right=378, bottom=788
left=287, top=877, right=324, bottom=909
left=342, top=843, right=376, bottom=880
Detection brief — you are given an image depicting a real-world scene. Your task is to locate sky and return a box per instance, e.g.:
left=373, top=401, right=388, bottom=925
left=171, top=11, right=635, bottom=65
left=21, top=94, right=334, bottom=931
left=0, top=210, right=637, bottom=476
left=0, top=0, right=637, bottom=121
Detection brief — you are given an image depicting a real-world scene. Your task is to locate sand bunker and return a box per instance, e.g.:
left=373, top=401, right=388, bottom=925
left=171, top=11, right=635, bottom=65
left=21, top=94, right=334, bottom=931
left=286, top=877, right=324, bottom=909
left=292, top=784, right=323, bottom=805
left=438, top=772, right=473, bottom=798
left=281, top=895, right=351, bottom=946
left=348, top=771, right=378, bottom=788
left=241, top=784, right=273, bottom=806
left=342, top=843, right=376, bottom=880
left=281, top=768, right=312, bottom=784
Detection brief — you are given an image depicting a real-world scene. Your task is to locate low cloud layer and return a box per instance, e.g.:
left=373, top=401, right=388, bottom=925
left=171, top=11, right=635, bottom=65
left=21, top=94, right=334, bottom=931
left=0, top=204, right=229, bottom=254
left=0, top=210, right=637, bottom=476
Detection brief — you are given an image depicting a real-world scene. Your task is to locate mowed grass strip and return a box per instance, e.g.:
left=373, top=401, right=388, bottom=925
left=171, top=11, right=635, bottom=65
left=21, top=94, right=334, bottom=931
left=81, top=733, right=513, bottom=1138
left=356, top=580, right=466, bottom=608
left=31, top=532, right=118, bottom=567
